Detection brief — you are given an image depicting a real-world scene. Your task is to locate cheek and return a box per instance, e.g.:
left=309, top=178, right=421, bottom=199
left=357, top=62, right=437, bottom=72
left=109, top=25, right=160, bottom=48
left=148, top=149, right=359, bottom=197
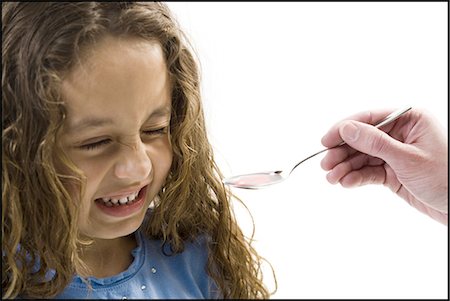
left=76, top=160, right=109, bottom=182
left=151, top=137, right=173, bottom=178
left=61, top=152, right=111, bottom=209
left=52, top=151, right=86, bottom=203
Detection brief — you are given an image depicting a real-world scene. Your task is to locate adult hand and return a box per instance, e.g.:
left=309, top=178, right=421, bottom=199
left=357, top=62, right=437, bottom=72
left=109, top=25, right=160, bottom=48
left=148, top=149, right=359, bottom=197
left=321, top=107, right=448, bottom=225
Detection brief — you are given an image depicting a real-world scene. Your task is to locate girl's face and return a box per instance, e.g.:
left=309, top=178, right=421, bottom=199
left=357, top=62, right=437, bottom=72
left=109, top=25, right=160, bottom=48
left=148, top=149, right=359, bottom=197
left=59, top=36, right=173, bottom=240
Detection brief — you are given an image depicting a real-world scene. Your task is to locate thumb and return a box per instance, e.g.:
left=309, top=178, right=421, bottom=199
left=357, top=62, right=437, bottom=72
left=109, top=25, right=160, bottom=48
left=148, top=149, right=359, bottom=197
left=339, top=120, right=407, bottom=165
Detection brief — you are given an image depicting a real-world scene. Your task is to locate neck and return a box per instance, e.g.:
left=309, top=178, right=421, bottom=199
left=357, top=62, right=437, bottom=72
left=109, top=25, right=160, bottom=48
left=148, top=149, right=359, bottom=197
left=78, top=233, right=137, bottom=278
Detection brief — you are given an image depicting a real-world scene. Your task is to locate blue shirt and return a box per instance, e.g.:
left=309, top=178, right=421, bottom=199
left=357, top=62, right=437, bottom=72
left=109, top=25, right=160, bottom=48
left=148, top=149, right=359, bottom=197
left=54, top=230, right=221, bottom=299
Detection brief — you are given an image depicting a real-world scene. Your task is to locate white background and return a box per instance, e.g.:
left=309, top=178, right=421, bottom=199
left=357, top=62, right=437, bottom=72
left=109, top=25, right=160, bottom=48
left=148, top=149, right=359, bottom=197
left=167, top=2, right=448, bottom=299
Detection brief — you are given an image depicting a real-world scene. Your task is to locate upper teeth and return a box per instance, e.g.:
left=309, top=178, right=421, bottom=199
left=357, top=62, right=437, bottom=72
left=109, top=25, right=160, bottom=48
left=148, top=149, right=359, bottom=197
left=101, top=190, right=139, bottom=205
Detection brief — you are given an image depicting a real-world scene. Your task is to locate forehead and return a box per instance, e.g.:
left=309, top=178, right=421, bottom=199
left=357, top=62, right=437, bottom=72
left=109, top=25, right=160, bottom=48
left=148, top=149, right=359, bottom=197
left=63, top=35, right=168, bottom=93
left=60, top=36, right=171, bottom=129
left=76, top=35, right=165, bottom=72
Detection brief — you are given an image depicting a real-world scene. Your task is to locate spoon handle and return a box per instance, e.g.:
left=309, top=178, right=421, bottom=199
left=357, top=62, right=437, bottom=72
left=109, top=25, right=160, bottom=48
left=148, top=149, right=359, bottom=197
left=289, top=106, right=412, bottom=175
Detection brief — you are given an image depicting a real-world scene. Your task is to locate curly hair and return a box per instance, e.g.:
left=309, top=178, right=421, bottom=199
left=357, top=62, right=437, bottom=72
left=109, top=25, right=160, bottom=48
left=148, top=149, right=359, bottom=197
left=2, top=2, right=275, bottom=298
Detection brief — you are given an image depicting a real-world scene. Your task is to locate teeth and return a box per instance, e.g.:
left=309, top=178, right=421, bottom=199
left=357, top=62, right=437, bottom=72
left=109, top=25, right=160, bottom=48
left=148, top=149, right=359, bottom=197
left=99, top=189, right=140, bottom=206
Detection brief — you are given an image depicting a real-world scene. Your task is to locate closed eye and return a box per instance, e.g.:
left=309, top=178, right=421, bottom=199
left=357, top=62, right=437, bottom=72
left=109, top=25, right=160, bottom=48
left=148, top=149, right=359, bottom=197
left=79, top=139, right=112, bottom=151
left=142, top=127, right=168, bottom=136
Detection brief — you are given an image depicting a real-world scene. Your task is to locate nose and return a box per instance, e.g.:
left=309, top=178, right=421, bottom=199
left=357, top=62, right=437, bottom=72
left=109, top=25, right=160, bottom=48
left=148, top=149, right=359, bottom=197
left=113, top=141, right=152, bottom=181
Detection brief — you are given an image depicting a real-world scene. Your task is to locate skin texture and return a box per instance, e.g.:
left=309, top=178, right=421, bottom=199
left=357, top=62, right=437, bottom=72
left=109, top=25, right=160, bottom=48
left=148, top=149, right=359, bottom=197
left=321, top=108, right=448, bottom=225
left=59, top=36, right=173, bottom=276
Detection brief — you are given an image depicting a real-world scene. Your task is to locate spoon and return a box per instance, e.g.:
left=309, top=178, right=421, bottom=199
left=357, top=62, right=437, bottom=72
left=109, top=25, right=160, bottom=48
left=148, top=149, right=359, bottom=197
left=222, top=106, right=412, bottom=189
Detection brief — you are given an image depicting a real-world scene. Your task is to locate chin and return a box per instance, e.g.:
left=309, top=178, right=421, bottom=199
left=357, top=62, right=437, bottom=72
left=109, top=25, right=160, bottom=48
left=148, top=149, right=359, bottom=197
left=82, top=212, right=148, bottom=240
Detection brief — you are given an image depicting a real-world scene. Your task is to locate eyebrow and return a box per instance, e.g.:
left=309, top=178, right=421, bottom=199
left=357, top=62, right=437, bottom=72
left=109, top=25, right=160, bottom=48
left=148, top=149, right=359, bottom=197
left=66, top=106, right=171, bottom=133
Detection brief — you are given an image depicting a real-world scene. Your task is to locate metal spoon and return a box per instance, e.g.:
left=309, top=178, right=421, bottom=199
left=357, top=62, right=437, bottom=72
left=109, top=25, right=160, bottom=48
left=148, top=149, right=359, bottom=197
left=222, top=106, right=412, bottom=189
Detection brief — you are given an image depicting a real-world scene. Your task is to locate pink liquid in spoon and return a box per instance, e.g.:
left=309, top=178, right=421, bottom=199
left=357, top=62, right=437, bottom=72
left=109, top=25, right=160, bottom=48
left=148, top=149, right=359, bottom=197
left=225, top=172, right=284, bottom=188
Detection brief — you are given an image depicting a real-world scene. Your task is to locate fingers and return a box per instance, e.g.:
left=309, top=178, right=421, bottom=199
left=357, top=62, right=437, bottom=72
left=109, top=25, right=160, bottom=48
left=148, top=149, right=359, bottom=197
left=338, top=120, right=411, bottom=166
left=339, top=165, right=387, bottom=187
left=320, top=144, right=357, bottom=171
left=325, top=152, right=385, bottom=185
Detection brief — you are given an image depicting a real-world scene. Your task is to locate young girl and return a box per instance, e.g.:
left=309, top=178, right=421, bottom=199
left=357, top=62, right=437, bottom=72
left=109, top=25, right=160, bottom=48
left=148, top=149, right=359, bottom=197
left=2, top=2, right=274, bottom=298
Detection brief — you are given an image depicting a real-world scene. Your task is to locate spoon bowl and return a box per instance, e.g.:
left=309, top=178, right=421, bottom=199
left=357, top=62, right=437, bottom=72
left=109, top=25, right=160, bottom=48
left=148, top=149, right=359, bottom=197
left=223, top=106, right=412, bottom=189
left=222, top=171, right=285, bottom=189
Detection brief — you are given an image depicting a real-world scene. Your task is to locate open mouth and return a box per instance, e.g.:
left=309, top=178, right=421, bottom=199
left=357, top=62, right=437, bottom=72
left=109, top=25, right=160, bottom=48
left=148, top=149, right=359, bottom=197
left=94, top=185, right=148, bottom=217
left=95, top=186, right=145, bottom=207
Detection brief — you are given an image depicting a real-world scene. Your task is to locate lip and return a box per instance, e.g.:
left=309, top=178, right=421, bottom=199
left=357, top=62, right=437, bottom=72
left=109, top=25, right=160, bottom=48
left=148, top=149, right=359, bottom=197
left=95, top=185, right=149, bottom=218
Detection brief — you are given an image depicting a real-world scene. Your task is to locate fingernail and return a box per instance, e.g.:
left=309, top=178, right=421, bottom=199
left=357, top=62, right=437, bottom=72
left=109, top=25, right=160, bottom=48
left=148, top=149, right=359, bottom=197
left=341, top=121, right=360, bottom=142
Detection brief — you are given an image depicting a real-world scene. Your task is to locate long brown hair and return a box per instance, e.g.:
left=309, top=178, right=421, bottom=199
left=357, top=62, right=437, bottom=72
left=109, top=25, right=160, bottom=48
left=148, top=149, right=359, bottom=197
left=2, top=2, right=275, bottom=298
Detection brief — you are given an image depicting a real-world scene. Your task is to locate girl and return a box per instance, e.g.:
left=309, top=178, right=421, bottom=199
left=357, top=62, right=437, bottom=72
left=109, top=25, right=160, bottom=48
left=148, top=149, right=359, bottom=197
left=2, top=2, right=274, bottom=298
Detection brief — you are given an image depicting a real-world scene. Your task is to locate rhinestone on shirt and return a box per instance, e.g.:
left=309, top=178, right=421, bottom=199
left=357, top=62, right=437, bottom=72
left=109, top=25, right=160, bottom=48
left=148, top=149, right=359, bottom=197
left=141, top=285, right=146, bottom=290
left=122, top=297, right=127, bottom=300
left=151, top=267, right=157, bottom=274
